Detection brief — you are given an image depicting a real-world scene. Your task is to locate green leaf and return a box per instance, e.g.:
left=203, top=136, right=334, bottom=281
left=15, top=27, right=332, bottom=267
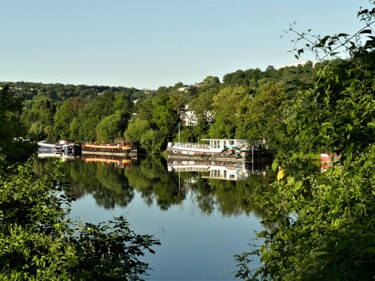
left=272, top=159, right=279, bottom=171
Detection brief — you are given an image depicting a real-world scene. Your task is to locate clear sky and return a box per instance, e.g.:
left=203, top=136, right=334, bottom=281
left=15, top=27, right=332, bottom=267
left=0, top=0, right=370, bottom=89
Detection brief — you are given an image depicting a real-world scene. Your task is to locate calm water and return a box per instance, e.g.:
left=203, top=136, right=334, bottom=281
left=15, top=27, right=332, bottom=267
left=36, top=156, right=274, bottom=280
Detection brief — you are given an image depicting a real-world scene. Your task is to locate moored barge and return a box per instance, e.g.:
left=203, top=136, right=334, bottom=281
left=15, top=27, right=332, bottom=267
left=82, top=141, right=136, bottom=157
left=167, top=138, right=269, bottom=163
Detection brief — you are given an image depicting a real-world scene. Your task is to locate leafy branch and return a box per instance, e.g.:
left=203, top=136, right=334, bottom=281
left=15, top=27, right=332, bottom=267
left=283, top=3, right=375, bottom=61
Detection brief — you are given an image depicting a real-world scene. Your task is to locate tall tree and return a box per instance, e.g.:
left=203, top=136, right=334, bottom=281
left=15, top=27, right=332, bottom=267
left=208, top=85, right=250, bottom=139
left=21, top=98, right=55, bottom=140
left=53, top=97, right=85, bottom=141
left=0, top=85, right=26, bottom=159
left=235, top=81, right=288, bottom=142
left=70, top=92, right=115, bottom=142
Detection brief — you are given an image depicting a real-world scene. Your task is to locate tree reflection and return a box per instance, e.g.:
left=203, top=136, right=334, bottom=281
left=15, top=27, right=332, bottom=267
left=189, top=174, right=216, bottom=214
left=188, top=169, right=276, bottom=217
left=125, top=157, right=186, bottom=210
left=35, top=157, right=134, bottom=209
left=35, top=155, right=275, bottom=217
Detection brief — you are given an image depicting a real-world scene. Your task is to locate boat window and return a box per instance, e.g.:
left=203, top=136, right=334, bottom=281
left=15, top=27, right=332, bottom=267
left=173, top=150, right=177, bottom=153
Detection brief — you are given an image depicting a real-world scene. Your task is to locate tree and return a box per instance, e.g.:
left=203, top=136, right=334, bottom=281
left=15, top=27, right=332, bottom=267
left=235, top=81, right=288, bottom=142
left=124, top=117, right=151, bottom=148
left=124, top=91, right=179, bottom=153
left=53, top=97, right=85, bottom=141
left=70, top=92, right=115, bottom=142
left=236, top=3, right=375, bottom=280
left=0, top=156, right=160, bottom=280
left=151, top=92, right=179, bottom=141
left=96, top=112, right=123, bottom=143
left=22, top=98, right=56, bottom=140
left=0, top=85, right=27, bottom=159
left=208, top=85, right=250, bottom=139
left=140, top=129, right=164, bottom=155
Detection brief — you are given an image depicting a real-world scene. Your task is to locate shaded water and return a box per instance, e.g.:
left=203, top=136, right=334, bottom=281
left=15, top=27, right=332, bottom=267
left=35, top=156, right=275, bottom=280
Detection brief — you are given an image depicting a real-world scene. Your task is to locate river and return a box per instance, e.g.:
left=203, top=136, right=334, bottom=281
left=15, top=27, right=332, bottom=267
left=35, top=156, right=274, bottom=280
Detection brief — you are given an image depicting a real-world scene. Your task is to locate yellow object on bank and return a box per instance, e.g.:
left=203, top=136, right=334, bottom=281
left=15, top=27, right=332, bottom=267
left=277, top=168, right=285, bottom=181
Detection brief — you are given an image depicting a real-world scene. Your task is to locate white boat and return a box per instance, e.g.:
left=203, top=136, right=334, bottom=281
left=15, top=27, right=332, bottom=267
left=38, top=140, right=81, bottom=156
left=37, top=140, right=61, bottom=154
left=167, top=138, right=263, bottom=161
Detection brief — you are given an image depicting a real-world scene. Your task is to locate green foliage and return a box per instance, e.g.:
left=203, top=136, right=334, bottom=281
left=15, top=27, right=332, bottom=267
left=236, top=3, right=375, bottom=280
left=0, top=157, right=159, bottom=280
left=235, top=81, right=288, bottom=142
left=0, top=85, right=30, bottom=160
left=124, top=91, right=179, bottom=154
left=124, top=117, right=152, bottom=150
left=208, top=86, right=251, bottom=138
left=53, top=97, right=85, bottom=141
left=151, top=92, right=179, bottom=139
left=0, top=86, right=24, bottom=138
left=237, top=147, right=375, bottom=281
left=21, top=98, right=56, bottom=140
left=69, top=91, right=134, bottom=143
left=0, top=82, right=143, bottom=144
left=2, top=56, right=318, bottom=153
left=140, top=129, right=163, bottom=154
left=96, top=112, right=123, bottom=143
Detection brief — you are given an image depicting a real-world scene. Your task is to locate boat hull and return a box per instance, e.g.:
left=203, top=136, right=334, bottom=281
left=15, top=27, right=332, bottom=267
left=81, top=142, right=135, bottom=157
left=167, top=139, right=273, bottom=163
left=167, top=146, right=258, bottom=163
left=38, top=141, right=61, bottom=154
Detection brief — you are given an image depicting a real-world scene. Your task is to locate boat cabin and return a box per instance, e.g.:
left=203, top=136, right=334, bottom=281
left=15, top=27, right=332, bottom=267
left=200, top=139, right=249, bottom=150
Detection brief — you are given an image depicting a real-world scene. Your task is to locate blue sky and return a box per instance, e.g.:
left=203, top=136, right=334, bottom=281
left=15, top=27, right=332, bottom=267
left=0, top=0, right=369, bottom=89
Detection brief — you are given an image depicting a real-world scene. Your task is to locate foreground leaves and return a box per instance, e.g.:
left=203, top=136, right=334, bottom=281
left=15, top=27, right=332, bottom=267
left=0, top=158, right=159, bottom=280
left=236, top=3, right=375, bottom=280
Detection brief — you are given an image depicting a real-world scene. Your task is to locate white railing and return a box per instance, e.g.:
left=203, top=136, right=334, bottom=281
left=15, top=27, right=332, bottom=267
left=173, top=142, right=211, bottom=150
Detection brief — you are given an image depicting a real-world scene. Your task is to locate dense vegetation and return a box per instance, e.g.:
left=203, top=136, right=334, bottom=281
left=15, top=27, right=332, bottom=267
left=35, top=156, right=275, bottom=216
left=0, top=84, right=160, bottom=280
left=1, top=61, right=317, bottom=154
left=1, top=1, right=375, bottom=279
left=235, top=3, right=375, bottom=280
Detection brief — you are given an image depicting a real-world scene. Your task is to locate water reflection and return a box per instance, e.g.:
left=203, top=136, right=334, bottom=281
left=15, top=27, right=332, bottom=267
left=81, top=154, right=132, bottom=169
left=36, top=154, right=275, bottom=217
left=168, top=159, right=267, bottom=181
left=35, top=153, right=272, bottom=280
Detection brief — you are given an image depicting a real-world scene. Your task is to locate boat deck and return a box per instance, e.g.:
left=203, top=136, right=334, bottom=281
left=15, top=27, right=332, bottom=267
left=170, top=142, right=211, bottom=150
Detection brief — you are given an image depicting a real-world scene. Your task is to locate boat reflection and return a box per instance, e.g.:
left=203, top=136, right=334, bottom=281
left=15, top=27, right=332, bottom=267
left=167, top=159, right=268, bottom=181
left=37, top=152, right=133, bottom=168
left=37, top=152, right=79, bottom=162
left=81, top=154, right=132, bottom=168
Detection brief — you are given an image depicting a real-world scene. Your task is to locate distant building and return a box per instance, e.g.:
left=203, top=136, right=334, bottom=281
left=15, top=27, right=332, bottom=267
left=178, top=85, right=189, bottom=92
